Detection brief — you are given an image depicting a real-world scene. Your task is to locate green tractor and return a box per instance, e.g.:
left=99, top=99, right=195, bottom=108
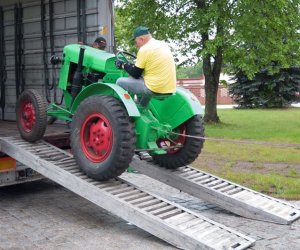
left=16, top=44, right=205, bottom=180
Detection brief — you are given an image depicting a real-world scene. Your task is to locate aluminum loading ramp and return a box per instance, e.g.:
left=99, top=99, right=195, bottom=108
left=0, top=136, right=255, bottom=250
left=130, top=158, right=300, bottom=225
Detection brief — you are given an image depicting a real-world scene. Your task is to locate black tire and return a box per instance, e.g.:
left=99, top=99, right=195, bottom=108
left=70, top=95, right=136, bottom=180
left=16, top=90, right=47, bottom=142
left=153, top=115, right=205, bottom=169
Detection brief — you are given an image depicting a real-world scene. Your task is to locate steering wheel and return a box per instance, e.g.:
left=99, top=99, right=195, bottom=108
left=116, top=51, right=136, bottom=64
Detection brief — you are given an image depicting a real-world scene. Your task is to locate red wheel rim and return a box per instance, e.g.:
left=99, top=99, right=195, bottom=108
left=20, top=100, right=36, bottom=133
left=80, top=113, right=113, bottom=162
left=157, top=124, right=186, bottom=154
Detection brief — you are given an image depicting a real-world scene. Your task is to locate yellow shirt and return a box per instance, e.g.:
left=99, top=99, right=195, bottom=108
left=135, top=38, right=176, bottom=94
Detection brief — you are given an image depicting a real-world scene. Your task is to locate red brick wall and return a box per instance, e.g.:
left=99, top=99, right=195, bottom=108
left=177, top=78, right=234, bottom=105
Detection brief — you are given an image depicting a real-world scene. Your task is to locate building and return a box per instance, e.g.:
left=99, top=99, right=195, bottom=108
left=177, top=73, right=235, bottom=105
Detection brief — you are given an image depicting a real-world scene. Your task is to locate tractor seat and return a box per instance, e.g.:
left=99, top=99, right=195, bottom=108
left=139, top=92, right=174, bottom=107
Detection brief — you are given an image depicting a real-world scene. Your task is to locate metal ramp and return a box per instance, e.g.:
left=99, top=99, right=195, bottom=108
left=0, top=136, right=255, bottom=250
left=130, top=158, right=300, bottom=225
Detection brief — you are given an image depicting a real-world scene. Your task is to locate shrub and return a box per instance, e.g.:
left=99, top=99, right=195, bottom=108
left=230, top=67, right=300, bottom=108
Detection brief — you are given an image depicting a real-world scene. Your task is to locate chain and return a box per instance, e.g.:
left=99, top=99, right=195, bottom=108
left=136, top=127, right=299, bottom=150
left=170, top=131, right=300, bottom=148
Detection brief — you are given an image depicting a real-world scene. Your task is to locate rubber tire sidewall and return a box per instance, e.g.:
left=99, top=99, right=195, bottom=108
left=71, top=95, right=135, bottom=180
left=153, top=115, right=205, bottom=169
left=16, top=90, right=47, bottom=142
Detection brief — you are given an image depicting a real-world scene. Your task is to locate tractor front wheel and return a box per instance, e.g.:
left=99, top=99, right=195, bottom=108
left=153, top=115, right=204, bottom=169
left=16, top=90, right=47, bottom=142
left=70, top=95, right=136, bottom=180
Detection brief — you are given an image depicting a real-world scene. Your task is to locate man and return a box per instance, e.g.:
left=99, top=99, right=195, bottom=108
left=92, top=37, right=107, bottom=50
left=116, top=26, right=176, bottom=95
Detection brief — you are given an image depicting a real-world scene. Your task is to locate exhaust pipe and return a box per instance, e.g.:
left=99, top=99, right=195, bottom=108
left=71, top=46, right=85, bottom=104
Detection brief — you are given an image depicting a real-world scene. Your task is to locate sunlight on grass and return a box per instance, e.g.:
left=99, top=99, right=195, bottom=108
left=206, top=108, right=300, bottom=143
left=203, top=141, right=300, bottom=164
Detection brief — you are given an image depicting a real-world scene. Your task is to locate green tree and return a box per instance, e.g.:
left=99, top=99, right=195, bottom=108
left=230, top=67, right=300, bottom=108
left=115, top=0, right=300, bottom=122
left=177, top=62, right=203, bottom=79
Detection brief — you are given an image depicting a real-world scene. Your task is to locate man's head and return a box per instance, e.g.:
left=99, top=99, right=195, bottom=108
left=133, top=26, right=152, bottom=48
left=92, top=37, right=107, bottom=50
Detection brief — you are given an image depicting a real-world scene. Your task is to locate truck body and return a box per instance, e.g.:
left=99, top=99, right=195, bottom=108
left=1, top=0, right=204, bottom=183
left=0, top=0, right=114, bottom=186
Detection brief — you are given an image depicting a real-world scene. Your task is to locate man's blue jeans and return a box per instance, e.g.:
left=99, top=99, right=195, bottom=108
left=116, top=77, right=153, bottom=95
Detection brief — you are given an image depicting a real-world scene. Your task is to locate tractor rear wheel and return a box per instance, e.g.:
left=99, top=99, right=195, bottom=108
left=70, top=95, right=136, bottom=180
left=153, top=115, right=204, bottom=169
left=16, top=90, right=47, bottom=142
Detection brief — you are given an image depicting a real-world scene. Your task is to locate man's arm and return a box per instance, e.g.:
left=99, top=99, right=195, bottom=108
left=124, top=64, right=143, bottom=79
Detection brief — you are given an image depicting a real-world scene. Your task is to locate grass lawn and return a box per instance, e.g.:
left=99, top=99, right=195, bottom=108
left=192, top=108, right=300, bottom=199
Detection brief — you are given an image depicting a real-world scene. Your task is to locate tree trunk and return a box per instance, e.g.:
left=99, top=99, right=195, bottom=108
left=204, top=72, right=220, bottom=123
left=201, top=19, right=223, bottom=123
left=202, top=45, right=222, bottom=123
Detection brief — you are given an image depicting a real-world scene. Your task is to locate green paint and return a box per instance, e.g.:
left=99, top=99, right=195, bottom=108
left=48, top=43, right=203, bottom=153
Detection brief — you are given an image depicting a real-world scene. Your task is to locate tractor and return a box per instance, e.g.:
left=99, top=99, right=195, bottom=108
left=16, top=44, right=205, bottom=180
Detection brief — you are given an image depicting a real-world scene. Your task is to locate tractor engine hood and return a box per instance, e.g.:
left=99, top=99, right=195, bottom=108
left=63, top=44, right=117, bottom=73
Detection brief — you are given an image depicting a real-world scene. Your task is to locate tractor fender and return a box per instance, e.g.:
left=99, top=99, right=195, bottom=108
left=71, top=83, right=140, bottom=117
left=149, top=86, right=204, bottom=129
